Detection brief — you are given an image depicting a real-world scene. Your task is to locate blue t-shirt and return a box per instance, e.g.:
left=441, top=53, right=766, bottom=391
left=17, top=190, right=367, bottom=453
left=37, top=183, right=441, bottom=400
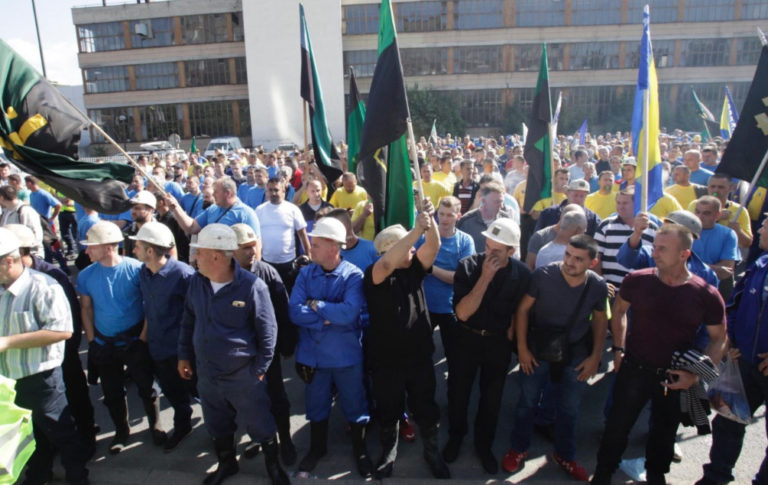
left=76, top=258, right=144, bottom=338
left=243, top=186, right=266, bottom=209
left=77, top=214, right=100, bottom=248
left=341, top=238, right=379, bottom=272
left=74, top=202, right=86, bottom=222
left=195, top=200, right=261, bottom=237
left=180, top=192, right=204, bottom=218
left=164, top=181, right=185, bottom=202
left=693, top=224, right=740, bottom=267
left=690, top=168, right=714, bottom=186
left=30, top=189, right=60, bottom=219
left=417, top=229, right=476, bottom=314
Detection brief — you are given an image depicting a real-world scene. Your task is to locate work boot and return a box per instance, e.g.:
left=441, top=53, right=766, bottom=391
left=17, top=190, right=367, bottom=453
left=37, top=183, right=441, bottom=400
left=203, top=435, right=239, bottom=485
left=275, top=410, right=297, bottom=466
left=163, top=421, right=192, bottom=452
left=442, top=434, right=462, bottom=463
left=141, top=397, right=167, bottom=446
left=422, top=424, right=451, bottom=479
left=106, top=399, right=130, bottom=455
left=350, top=422, right=374, bottom=478
left=297, top=419, right=328, bottom=472
left=262, top=437, right=291, bottom=485
left=375, top=424, right=399, bottom=479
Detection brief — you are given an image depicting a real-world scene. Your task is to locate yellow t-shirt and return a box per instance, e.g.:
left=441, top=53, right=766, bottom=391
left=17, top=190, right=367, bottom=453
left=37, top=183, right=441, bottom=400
left=664, top=184, right=699, bottom=210
left=432, top=171, right=457, bottom=190
left=416, top=180, right=451, bottom=208
left=531, top=192, right=568, bottom=213
left=513, top=180, right=526, bottom=211
left=585, top=191, right=617, bottom=219
left=687, top=199, right=753, bottom=240
left=329, top=186, right=368, bottom=210
left=649, top=193, right=683, bottom=219
left=295, top=185, right=328, bottom=205
left=351, top=199, right=375, bottom=241
left=748, top=187, right=767, bottom=221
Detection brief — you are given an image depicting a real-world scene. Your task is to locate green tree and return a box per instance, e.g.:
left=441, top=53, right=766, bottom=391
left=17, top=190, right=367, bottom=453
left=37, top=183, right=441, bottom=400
left=407, top=84, right=466, bottom=139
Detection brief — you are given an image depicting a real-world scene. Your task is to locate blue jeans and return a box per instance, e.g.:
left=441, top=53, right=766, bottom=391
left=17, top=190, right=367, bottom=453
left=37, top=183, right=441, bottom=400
left=509, top=351, right=589, bottom=461
left=703, top=357, right=768, bottom=484
left=305, top=363, right=369, bottom=423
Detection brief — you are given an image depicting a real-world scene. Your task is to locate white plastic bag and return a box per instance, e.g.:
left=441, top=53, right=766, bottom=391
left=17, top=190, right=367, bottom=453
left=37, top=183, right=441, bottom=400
left=708, top=358, right=752, bottom=424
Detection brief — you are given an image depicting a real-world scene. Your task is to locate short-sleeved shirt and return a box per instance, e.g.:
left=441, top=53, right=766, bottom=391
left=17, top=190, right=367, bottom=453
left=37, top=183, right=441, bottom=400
left=416, top=180, right=451, bottom=208
left=528, top=264, right=607, bottom=343
left=76, top=257, right=144, bottom=338
left=585, top=191, right=617, bottom=220
left=527, top=226, right=557, bottom=256
left=351, top=199, right=375, bottom=241
left=29, top=189, right=60, bottom=219
left=329, top=186, right=368, bottom=210
left=256, top=201, right=307, bottom=263
left=418, top=229, right=475, bottom=314
left=686, top=200, right=755, bottom=245
left=180, top=192, right=204, bottom=218
left=665, top=184, right=699, bottom=209
left=648, top=193, right=683, bottom=220
left=694, top=224, right=741, bottom=266
left=195, top=200, right=261, bottom=237
left=535, top=241, right=567, bottom=269
left=342, top=238, right=379, bottom=272
left=620, top=268, right=725, bottom=368
left=690, top=168, right=714, bottom=186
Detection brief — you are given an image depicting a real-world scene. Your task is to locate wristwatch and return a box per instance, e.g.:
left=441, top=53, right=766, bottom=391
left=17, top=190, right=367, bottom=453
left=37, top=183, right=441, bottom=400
left=610, top=345, right=625, bottom=353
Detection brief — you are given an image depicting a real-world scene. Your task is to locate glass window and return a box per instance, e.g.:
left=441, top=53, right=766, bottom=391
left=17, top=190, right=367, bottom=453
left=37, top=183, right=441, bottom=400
left=455, top=0, right=503, bottom=29
left=129, top=17, right=174, bottom=48
left=135, top=62, right=178, bottom=90
left=455, top=46, right=503, bottom=74
left=138, top=104, right=183, bottom=141
left=235, top=57, right=248, bottom=84
left=238, top=100, right=251, bottom=137
left=401, top=48, right=448, bottom=76
left=515, top=0, right=565, bottom=27
left=181, top=14, right=228, bottom=44
left=342, top=4, right=380, bottom=35
left=83, top=66, right=129, bottom=94
left=90, top=108, right=135, bottom=143
left=684, top=0, right=735, bottom=22
left=569, top=42, right=620, bottom=70
left=232, top=12, right=244, bottom=41
left=736, top=37, right=763, bottom=65
left=185, top=59, right=231, bottom=87
left=561, top=86, right=622, bottom=126
left=571, top=0, right=620, bottom=26
left=514, top=44, right=564, bottom=71
left=188, top=101, right=235, bottom=138
left=343, top=50, right=378, bottom=77
left=457, top=89, right=504, bottom=126
left=77, top=22, right=125, bottom=53
left=679, top=38, right=730, bottom=67
left=396, top=1, right=446, bottom=32
left=626, top=0, right=679, bottom=24
left=742, top=0, right=768, bottom=19
left=624, top=39, right=675, bottom=68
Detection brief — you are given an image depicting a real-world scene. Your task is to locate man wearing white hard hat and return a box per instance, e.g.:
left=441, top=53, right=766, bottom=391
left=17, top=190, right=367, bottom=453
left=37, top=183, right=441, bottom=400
left=131, top=221, right=196, bottom=451
left=77, top=221, right=167, bottom=454
left=122, top=190, right=157, bottom=257
left=178, top=223, right=289, bottom=485
left=288, top=217, right=373, bottom=477
left=0, top=228, right=90, bottom=484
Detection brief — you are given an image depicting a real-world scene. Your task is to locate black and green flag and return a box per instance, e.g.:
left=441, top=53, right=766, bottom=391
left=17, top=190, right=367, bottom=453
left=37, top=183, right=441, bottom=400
left=522, top=44, right=553, bottom=212
left=300, top=4, right=343, bottom=187
left=0, top=40, right=134, bottom=213
left=357, top=0, right=414, bottom=230
left=717, top=46, right=768, bottom=187
left=346, top=67, right=365, bottom=175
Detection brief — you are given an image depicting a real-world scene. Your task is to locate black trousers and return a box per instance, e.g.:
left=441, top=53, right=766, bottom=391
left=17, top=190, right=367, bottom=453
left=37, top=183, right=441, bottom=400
left=372, top=358, right=440, bottom=428
left=265, top=353, right=290, bottom=424
left=595, top=356, right=682, bottom=477
left=58, top=211, right=78, bottom=254
left=89, top=339, right=157, bottom=411
left=431, top=312, right=459, bottom=408
left=447, top=326, right=512, bottom=450
left=153, top=356, right=192, bottom=428
left=264, top=260, right=296, bottom=293
left=62, top=329, right=95, bottom=437
left=15, top=368, right=89, bottom=483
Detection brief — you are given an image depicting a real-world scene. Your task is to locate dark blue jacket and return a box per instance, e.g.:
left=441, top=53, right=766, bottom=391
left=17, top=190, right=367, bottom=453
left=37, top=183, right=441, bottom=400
left=728, top=253, right=768, bottom=364
left=251, top=260, right=297, bottom=357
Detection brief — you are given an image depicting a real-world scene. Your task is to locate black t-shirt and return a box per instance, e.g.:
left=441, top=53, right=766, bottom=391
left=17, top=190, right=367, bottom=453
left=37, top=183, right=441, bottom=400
left=453, top=254, right=531, bottom=334
left=364, top=255, right=433, bottom=369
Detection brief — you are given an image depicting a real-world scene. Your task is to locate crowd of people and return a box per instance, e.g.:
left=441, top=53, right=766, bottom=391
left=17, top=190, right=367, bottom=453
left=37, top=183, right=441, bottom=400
left=0, top=126, right=767, bottom=485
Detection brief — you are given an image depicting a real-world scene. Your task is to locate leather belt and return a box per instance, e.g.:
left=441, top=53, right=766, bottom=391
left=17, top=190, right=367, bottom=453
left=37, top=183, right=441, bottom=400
left=459, top=322, right=500, bottom=337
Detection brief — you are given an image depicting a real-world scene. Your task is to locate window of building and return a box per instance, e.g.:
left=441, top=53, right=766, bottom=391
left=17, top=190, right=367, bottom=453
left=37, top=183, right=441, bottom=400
left=185, top=59, right=231, bottom=87
left=401, top=48, right=448, bottom=76
left=232, top=12, right=244, bottom=41
left=736, top=37, right=763, bottom=65
left=90, top=108, right=135, bottom=143
left=626, top=0, right=679, bottom=24
left=561, top=86, right=621, bottom=122
left=454, top=0, right=503, bottom=29
left=515, top=0, right=565, bottom=27
left=624, top=39, right=675, bottom=68
left=135, top=62, right=179, bottom=90
left=514, top=44, right=564, bottom=71
left=569, top=42, right=620, bottom=70
left=742, top=0, right=768, bottom=19
left=343, top=50, right=378, bottom=77
left=454, top=45, right=503, bottom=74
left=78, top=22, right=125, bottom=53
left=138, top=104, right=183, bottom=141
left=570, top=0, right=620, bottom=26
left=342, top=4, right=380, bottom=35
left=238, top=100, right=251, bottom=137
left=684, top=0, right=735, bottom=22
left=83, top=66, right=129, bottom=94
left=129, top=17, right=174, bottom=48
left=181, top=14, right=228, bottom=44
left=457, top=89, right=504, bottom=126
left=188, top=101, right=235, bottom=137
left=396, top=1, right=446, bottom=32
left=679, top=38, right=729, bottom=67
left=235, top=57, right=248, bottom=84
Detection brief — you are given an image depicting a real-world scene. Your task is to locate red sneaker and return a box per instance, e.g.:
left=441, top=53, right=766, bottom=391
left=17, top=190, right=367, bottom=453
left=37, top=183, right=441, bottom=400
left=553, top=452, right=590, bottom=482
left=399, top=418, right=416, bottom=442
left=501, top=449, right=527, bottom=473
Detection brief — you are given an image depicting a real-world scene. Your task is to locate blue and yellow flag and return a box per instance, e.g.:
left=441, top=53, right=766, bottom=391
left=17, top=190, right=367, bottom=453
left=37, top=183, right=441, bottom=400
left=719, top=86, right=738, bottom=140
left=630, top=5, right=662, bottom=213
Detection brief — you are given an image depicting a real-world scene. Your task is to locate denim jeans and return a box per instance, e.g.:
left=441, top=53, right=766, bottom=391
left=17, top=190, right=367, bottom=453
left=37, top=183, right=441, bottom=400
left=703, top=357, right=768, bottom=484
left=509, top=348, right=589, bottom=461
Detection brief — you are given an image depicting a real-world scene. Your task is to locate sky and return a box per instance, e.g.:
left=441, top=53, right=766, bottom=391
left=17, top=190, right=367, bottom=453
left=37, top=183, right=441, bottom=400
left=4, top=0, right=108, bottom=86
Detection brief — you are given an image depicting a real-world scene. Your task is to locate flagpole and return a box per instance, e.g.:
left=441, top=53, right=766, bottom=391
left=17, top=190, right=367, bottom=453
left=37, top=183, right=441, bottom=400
left=407, top=119, right=426, bottom=211
left=549, top=121, right=556, bottom=208
left=640, top=87, right=649, bottom=212
left=303, top=100, right=309, bottom=153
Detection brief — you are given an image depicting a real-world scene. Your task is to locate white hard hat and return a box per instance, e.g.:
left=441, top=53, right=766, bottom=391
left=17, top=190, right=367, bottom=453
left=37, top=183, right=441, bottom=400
left=190, top=223, right=238, bottom=251
left=481, top=218, right=520, bottom=248
left=231, top=223, right=259, bottom=245
left=130, top=190, right=157, bottom=209
left=80, top=221, right=124, bottom=246
left=308, top=217, right=347, bottom=247
left=129, top=221, right=175, bottom=248
left=0, top=227, right=20, bottom=257
left=4, top=224, right=37, bottom=248
left=373, top=224, right=408, bottom=254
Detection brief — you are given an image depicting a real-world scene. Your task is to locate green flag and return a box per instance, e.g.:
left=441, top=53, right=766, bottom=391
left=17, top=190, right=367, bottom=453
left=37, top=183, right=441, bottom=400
left=522, top=44, right=553, bottom=212
left=691, top=87, right=714, bottom=140
left=190, top=136, right=197, bottom=154
left=0, top=39, right=133, bottom=213
left=346, top=67, right=365, bottom=175
left=357, top=0, right=414, bottom=230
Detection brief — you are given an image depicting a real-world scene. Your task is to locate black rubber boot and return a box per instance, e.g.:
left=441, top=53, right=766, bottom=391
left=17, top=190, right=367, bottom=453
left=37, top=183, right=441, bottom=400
left=422, top=424, right=451, bottom=479
left=106, top=399, right=130, bottom=455
left=375, top=424, right=399, bottom=479
left=350, top=422, right=374, bottom=478
left=203, top=435, right=239, bottom=485
left=141, top=397, right=167, bottom=446
left=297, top=420, right=328, bottom=472
left=262, top=437, right=291, bottom=485
left=275, top=410, right=297, bottom=466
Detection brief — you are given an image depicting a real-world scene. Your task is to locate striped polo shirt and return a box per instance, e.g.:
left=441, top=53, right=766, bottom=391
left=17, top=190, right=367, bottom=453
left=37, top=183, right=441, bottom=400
left=594, top=215, right=657, bottom=287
